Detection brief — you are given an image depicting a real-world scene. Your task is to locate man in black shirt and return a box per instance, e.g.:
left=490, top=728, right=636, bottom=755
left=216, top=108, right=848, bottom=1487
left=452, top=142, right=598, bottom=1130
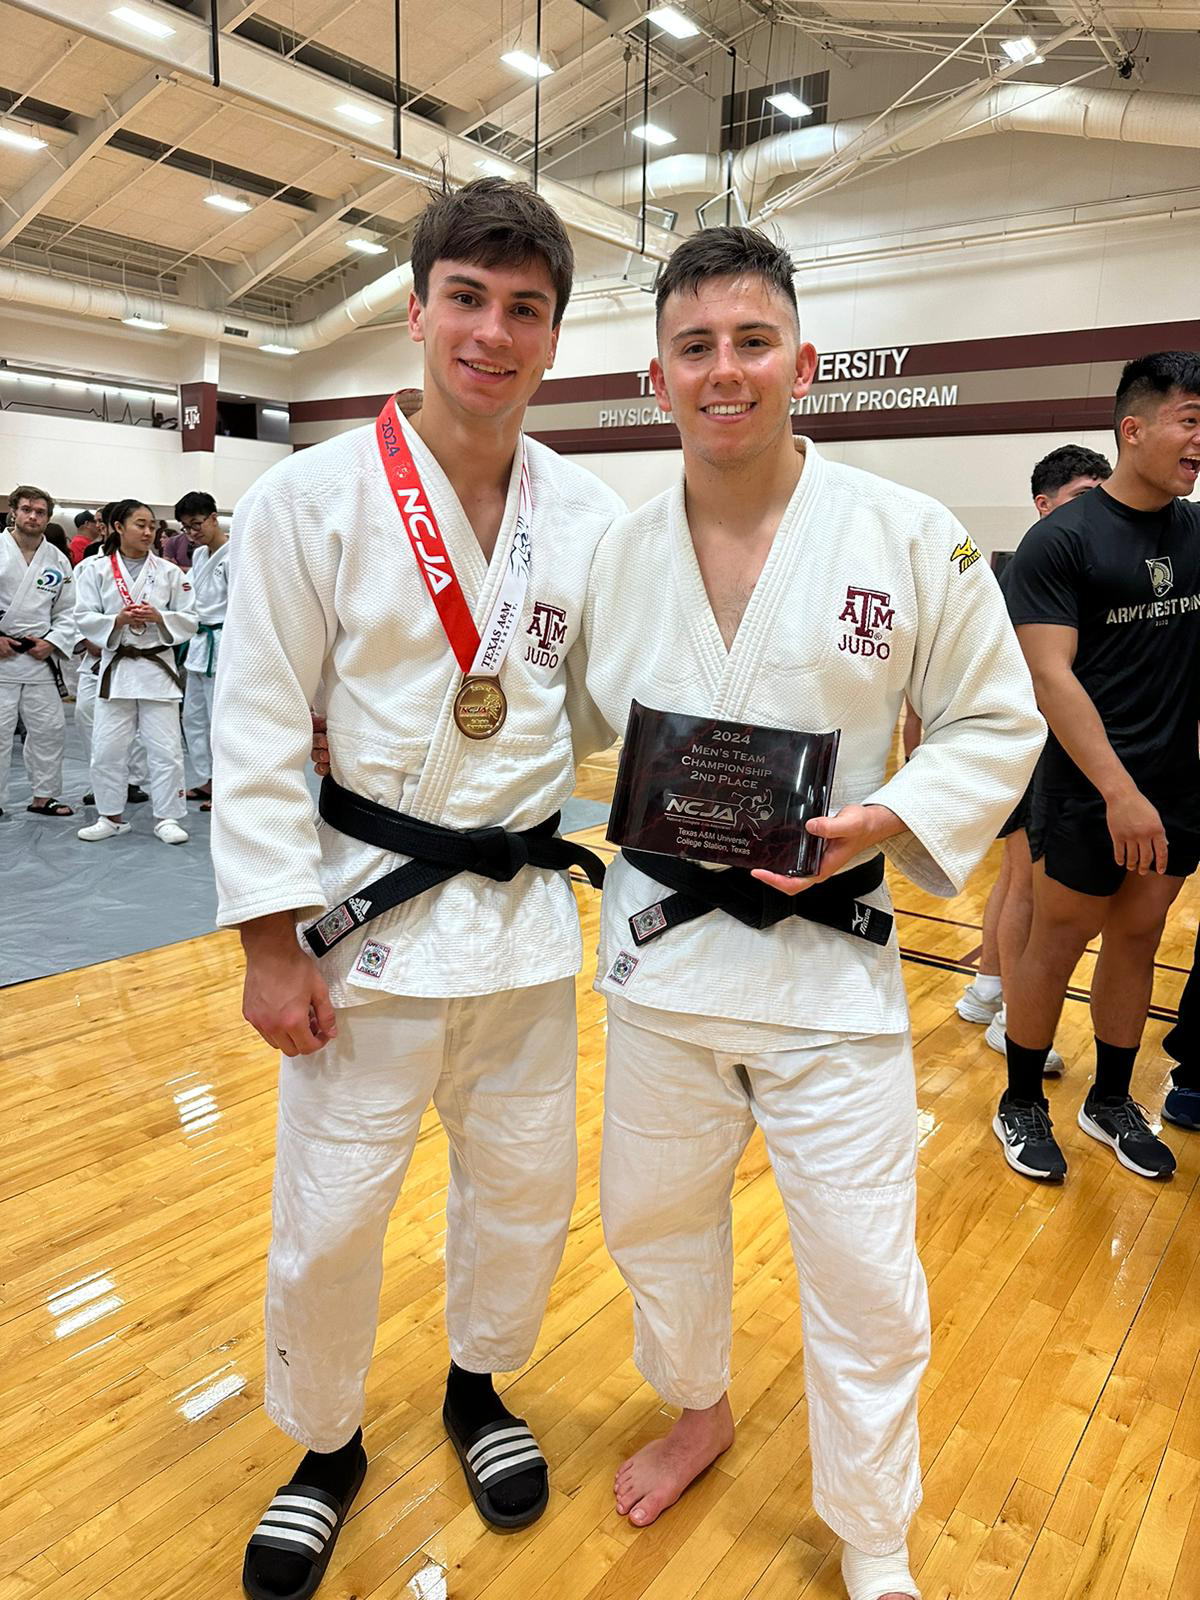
left=956, top=445, right=1111, bottom=1068
left=996, top=351, right=1200, bottom=1183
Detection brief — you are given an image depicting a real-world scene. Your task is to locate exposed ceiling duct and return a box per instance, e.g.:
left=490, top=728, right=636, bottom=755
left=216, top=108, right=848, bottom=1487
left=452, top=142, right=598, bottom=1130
left=0, top=260, right=415, bottom=352
left=580, top=83, right=1200, bottom=214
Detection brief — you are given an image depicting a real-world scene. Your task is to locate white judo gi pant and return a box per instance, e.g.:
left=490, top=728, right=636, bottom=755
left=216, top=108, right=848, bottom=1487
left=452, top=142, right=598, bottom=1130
left=0, top=675, right=64, bottom=805
left=266, top=978, right=577, bottom=1453
left=182, top=669, right=215, bottom=786
left=91, top=698, right=185, bottom=819
left=600, top=1003, right=929, bottom=1555
left=76, top=663, right=148, bottom=786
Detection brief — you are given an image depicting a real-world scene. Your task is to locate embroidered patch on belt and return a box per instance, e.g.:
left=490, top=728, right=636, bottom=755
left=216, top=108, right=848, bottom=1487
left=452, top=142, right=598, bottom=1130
left=631, top=904, right=667, bottom=940
left=314, top=905, right=354, bottom=945
left=607, top=950, right=639, bottom=987
left=354, top=939, right=392, bottom=979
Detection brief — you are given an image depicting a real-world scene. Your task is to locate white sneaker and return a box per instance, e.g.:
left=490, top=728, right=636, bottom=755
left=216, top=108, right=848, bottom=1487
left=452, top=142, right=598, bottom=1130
left=77, top=817, right=131, bottom=841
left=154, top=819, right=189, bottom=846
left=956, top=979, right=1003, bottom=1024
left=985, top=1007, right=1065, bottom=1076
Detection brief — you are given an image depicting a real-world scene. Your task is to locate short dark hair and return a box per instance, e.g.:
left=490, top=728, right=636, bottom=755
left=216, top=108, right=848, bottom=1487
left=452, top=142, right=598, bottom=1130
left=74, top=509, right=97, bottom=529
left=1115, top=351, right=1200, bottom=433
left=655, top=226, right=798, bottom=332
left=10, top=484, right=54, bottom=516
left=175, top=490, right=217, bottom=520
left=1030, top=445, right=1111, bottom=500
left=411, top=177, right=574, bottom=326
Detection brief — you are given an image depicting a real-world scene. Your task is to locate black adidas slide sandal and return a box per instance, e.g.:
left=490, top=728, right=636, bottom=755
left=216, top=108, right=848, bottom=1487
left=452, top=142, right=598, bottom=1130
left=443, top=1409, right=550, bottom=1531
left=242, top=1448, right=367, bottom=1600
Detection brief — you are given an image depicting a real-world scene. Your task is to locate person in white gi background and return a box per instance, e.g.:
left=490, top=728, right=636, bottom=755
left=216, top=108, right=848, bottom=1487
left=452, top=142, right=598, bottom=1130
left=0, top=484, right=77, bottom=818
left=73, top=502, right=152, bottom=813
left=74, top=498, right=196, bottom=846
left=175, top=490, right=228, bottom=811
left=583, top=228, right=1045, bottom=1600
left=211, top=179, right=623, bottom=1600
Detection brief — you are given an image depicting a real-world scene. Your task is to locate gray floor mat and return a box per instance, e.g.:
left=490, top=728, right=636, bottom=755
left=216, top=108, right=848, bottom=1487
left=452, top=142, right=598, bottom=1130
left=2, top=712, right=611, bottom=989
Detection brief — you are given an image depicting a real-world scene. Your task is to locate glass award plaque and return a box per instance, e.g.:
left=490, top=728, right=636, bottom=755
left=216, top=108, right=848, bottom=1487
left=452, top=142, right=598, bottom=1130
left=606, top=701, right=841, bottom=878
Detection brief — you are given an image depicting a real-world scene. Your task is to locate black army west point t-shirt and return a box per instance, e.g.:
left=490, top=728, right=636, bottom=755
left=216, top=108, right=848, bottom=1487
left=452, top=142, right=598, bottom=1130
left=1005, top=485, right=1200, bottom=809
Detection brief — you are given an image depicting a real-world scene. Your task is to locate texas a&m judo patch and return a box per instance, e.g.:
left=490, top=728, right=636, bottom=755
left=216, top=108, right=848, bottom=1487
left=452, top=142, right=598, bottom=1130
left=354, top=939, right=393, bottom=980
left=607, top=950, right=639, bottom=987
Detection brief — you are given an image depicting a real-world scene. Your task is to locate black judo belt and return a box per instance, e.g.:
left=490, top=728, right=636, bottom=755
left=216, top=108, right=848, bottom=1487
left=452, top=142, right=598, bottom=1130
left=0, top=631, right=65, bottom=695
left=100, top=644, right=184, bottom=700
left=622, top=849, right=893, bottom=949
left=304, top=776, right=608, bottom=957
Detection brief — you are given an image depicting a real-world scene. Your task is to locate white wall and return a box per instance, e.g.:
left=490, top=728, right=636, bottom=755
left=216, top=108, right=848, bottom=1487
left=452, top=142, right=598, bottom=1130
left=0, top=408, right=289, bottom=511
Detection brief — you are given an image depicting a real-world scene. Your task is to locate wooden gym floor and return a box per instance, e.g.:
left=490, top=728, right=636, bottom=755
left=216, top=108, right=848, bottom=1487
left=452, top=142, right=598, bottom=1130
left=3, top=747, right=1200, bottom=1600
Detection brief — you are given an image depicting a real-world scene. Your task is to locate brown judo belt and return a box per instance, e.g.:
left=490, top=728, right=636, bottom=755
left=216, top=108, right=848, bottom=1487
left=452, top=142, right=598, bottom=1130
left=99, top=644, right=184, bottom=700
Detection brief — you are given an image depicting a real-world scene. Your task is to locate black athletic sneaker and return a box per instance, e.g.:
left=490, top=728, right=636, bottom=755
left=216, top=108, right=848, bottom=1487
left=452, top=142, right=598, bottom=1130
left=993, top=1092, right=1067, bottom=1182
left=1163, top=1082, right=1200, bottom=1131
left=1078, top=1094, right=1176, bottom=1179
left=127, top=784, right=149, bottom=803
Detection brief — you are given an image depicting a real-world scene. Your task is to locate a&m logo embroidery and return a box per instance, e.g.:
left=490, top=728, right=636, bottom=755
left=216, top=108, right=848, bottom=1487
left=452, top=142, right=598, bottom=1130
left=951, top=536, right=982, bottom=574
left=354, top=940, right=392, bottom=979
left=607, top=950, right=639, bottom=986
left=525, top=601, right=568, bottom=668
left=839, top=585, right=894, bottom=659
left=1146, top=556, right=1174, bottom=598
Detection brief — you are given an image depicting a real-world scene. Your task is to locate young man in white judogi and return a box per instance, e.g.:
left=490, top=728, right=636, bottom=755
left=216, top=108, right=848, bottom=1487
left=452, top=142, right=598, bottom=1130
left=0, top=484, right=76, bottom=818
left=175, top=490, right=229, bottom=811
left=582, top=229, right=1045, bottom=1600
left=211, top=180, right=623, bottom=1600
left=74, top=499, right=197, bottom=846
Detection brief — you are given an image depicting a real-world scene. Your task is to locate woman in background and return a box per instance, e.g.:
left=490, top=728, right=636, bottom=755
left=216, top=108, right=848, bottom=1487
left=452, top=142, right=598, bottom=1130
left=74, top=498, right=196, bottom=845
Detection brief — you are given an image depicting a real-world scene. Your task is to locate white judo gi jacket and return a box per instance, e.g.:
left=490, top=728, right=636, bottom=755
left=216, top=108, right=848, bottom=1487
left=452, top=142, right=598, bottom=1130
left=211, top=417, right=624, bottom=1007
left=73, top=553, right=197, bottom=700
left=584, top=440, right=1045, bottom=1036
left=183, top=542, right=229, bottom=676
left=0, top=531, right=76, bottom=679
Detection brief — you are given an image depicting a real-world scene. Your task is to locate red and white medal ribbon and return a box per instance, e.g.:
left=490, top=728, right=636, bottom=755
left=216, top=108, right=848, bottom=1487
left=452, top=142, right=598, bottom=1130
left=375, top=395, right=532, bottom=678
left=111, top=551, right=152, bottom=634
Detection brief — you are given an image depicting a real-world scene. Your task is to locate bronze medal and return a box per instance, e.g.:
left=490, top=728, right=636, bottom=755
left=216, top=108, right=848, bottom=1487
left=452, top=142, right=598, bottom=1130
left=453, top=675, right=507, bottom=740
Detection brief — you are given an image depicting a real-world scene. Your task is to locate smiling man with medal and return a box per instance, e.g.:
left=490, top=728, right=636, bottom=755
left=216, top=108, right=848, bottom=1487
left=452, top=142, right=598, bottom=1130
left=210, top=180, right=623, bottom=1600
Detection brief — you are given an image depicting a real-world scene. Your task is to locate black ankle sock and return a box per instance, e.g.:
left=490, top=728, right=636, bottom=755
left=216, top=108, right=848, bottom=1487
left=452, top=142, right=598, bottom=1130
left=444, top=1362, right=544, bottom=1515
left=1093, top=1038, right=1138, bottom=1103
left=1005, top=1037, right=1051, bottom=1105
left=246, top=1429, right=363, bottom=1598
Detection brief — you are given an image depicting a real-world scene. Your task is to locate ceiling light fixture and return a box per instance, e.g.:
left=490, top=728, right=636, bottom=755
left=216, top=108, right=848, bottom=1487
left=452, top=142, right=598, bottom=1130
left=632, top=123, right=676, bottom=147
left=346, top=237, right=387, bottom=255
left=501, top=50, right=553, bottom=79
left=646, top=6, right=699, bottom=40
left=766, top=91, right=812, bottom=119
left=122, top=315, right=168, bottom=330
left=205, top=193, right=252, bottom=214
left=110, top=6, right=175, bottom=38
left=260, top=343, right=300, bottom=356
left=1001, top=35, right=1043, bottom=64
left=337, top=101, right=384, bottom=126
left=0, top=125, right=48, bottom=152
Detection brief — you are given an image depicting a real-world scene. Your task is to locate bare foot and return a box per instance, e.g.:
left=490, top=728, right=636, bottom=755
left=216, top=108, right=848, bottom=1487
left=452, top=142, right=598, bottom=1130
left=613, top=1396, right=734, bottom=1527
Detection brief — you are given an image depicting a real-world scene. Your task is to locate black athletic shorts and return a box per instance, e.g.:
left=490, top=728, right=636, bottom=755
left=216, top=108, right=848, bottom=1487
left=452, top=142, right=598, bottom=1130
left=1027, top=789, right=1200, bottom=898
left=998, top=780, right=1032, bottom=840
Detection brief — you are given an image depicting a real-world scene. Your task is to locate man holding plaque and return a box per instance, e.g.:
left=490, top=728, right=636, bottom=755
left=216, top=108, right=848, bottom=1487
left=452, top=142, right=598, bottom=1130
left=211, top=180, right=622, bottom=1599
left=583, top=228, right=1044, bottom=1600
